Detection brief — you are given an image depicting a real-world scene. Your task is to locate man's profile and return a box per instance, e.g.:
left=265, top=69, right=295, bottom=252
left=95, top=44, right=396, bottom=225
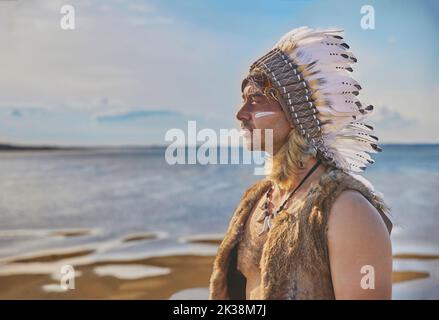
left=209, top=27, right=393, bottom=300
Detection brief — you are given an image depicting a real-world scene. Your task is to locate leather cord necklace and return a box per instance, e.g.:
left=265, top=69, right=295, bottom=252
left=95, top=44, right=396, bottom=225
left=257, top=159, right=322, bottom=236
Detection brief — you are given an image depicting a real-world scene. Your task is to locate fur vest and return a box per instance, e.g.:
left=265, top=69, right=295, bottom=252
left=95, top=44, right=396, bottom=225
left=209, top=168, right=392, bottom=300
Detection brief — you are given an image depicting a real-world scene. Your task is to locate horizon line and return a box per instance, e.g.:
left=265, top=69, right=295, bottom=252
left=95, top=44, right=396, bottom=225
left=1, top=142, right=439, bottom=151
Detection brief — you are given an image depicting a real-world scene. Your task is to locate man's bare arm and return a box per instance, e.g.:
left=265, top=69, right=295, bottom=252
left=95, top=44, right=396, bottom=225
left=327, top=190, right=392, bottom=299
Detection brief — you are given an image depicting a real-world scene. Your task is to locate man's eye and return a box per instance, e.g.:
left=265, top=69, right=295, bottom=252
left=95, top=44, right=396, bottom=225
left=251, top=96, right=263, bottom=104
left=242, top=95, right=263, bottom=105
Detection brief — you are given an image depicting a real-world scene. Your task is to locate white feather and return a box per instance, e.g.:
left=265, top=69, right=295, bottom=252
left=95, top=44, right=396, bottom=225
left=307, top=62, right=355, bottom=76
left=346, top=122, right=373, bottom=132
left=308, top=73, right=361, bottom=90
left=338, top=148, right=375, bottom=163
left=274, top=26, right=311, bottom=48
left=332, top=138, right=379, bottom=154
left=317, top=106, right=361, bottom=117
left=320, top=116, right=356, bottom=132
left=269, top=27, right=380, bottom=174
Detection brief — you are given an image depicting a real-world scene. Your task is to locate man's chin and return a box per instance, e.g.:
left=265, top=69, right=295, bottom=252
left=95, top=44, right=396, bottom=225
left=243, top=138, right=263, bottom=151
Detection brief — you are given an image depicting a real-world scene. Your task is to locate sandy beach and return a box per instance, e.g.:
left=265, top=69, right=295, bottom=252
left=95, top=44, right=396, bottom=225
left=0, top=232, right=219, bottom=299
left=0, top=233, right=437, bottom=299
left=0, top=254, right=215, bottom=299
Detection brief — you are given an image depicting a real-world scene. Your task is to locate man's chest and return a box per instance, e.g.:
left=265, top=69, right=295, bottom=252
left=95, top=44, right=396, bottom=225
left=235, top=189, right=307, bottom=278
left=236, top=198, right=268, bottom=278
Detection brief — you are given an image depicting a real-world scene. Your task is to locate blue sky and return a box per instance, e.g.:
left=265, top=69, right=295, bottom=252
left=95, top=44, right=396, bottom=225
left=0, top=0, right=438, bottom=145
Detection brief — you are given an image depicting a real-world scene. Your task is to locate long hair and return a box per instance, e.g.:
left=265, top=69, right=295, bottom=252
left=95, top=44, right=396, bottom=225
left=242, top=68, right=326, bottom=187
left=265, top=128, right=320, bottom=189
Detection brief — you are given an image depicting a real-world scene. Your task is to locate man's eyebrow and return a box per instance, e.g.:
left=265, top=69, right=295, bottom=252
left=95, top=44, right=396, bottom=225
left=242, top=91, right=264, bottom=99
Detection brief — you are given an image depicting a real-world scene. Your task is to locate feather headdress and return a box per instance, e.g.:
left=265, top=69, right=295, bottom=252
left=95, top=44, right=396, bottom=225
left=243, top=27, right=382, bottom=176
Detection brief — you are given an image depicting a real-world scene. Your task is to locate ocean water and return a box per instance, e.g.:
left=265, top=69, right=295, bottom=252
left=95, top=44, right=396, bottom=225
left=0, top=145, right=438, bottom=297
left=0, top=147, right=261, bottom=260
left=0, top=145, right=438, bottom=257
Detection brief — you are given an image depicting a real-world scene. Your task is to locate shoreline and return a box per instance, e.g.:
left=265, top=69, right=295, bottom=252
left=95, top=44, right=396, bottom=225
left=0, top=234, right=438, bottom=299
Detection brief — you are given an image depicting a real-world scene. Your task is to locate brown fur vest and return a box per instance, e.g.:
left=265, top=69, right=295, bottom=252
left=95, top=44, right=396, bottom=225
left=209, top=168, right=392, bottom=300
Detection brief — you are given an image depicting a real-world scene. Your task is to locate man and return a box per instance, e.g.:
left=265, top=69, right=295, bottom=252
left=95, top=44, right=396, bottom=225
left=209, top=27, right=393, bottom=300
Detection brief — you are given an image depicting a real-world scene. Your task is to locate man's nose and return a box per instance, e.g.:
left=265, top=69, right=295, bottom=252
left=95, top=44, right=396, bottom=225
left=236, top=103, right=252, bottom=122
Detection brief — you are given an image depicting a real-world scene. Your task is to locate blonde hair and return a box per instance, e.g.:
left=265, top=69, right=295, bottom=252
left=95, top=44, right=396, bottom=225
left=265, top=129, right=319, bottom=189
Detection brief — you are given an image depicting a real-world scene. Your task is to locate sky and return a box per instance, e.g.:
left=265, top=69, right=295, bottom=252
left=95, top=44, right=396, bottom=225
left=0, top=0, right=438, bottom=146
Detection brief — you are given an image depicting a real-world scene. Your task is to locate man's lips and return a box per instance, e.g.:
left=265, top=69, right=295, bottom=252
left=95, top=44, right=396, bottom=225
left=239, top=127, right=253, bottom=138
left=239, top=122, right=254, bottom=138
left=240, top=123, right=254, bottom=130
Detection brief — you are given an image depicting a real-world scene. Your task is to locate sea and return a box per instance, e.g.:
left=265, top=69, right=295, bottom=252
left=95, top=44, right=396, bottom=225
left=0, top=144, right=438, bottom=299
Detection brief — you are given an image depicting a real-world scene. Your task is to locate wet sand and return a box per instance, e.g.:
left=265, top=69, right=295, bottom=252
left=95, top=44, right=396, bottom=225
left=393, top=253, right=439, bottom=260
left=392, top=271, right=430, bottom=283
left=0, top=235, right=437, bottom=299
left=180, top=234, right=223, bottom=246
left=49, top=229, right=92, bottom=238
left=0, top=254, right=215, bottom=299
left=11, top=249, right=95, bottom=264
left=121, top=233, right=158, bottom=243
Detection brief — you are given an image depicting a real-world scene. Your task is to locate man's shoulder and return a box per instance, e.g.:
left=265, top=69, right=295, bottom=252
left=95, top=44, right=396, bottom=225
left=326, top=190, right=393, bottom=299
left=320, top=169, right=393, bottom=234
left=327, top=189, right=391, bottom=242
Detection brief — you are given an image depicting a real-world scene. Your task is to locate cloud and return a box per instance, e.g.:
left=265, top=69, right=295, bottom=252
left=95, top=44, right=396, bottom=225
left=7, top=107, right=49, bottom=118
left=0, top=0, right=239, bottom=116
left=10, top=109, right=22, bottom=117
left=126, top=16, right=172, bottom=26
left=95, top=109, right=181, bottom=123
left=0, top=106, right=191, bottom=146
left=368, top=105, right=434, bottom=143
left=127, top=3, right=155, bottom=13
left=1, top=0, right=437, bottom=145
left=373, top=105, right=416, bottom=128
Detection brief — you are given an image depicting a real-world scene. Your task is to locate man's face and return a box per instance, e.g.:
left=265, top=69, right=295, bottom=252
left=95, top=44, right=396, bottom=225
left=236, top=82, right=292, bottom=154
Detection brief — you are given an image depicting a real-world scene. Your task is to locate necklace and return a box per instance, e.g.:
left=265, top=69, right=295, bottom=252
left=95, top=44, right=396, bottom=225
left=256, top=159, right=322, bottom=236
